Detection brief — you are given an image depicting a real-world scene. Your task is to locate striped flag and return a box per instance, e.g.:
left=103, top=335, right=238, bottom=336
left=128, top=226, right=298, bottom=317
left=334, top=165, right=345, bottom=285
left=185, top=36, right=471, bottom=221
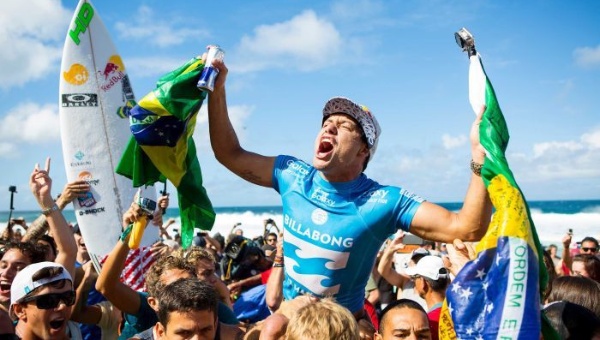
left=99, top=247, right=156, bottom=292
left=116, top=56, right=215, bottom=248
left=438, top=43, right=556, bottom=339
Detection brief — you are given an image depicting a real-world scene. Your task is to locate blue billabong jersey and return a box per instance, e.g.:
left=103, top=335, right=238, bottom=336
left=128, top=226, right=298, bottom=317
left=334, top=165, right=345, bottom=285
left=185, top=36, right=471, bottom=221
left=272, top=155, right=424, bottom=312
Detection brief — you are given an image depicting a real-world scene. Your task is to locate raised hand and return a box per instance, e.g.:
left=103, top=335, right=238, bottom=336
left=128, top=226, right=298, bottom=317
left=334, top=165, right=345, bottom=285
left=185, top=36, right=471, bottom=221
left=56, top=180, right=91, bottom=209
left=29, top=157, right=54, bottom=209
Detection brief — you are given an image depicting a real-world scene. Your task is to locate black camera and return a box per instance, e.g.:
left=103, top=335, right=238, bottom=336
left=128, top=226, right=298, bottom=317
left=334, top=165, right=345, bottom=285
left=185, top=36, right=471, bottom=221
left=8, top=186, right=16, bottom=193
left=137, top=197, right=157, bottom=214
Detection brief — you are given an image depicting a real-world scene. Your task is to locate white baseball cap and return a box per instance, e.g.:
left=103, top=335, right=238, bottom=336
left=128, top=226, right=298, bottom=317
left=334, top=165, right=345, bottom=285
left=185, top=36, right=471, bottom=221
left=322, top=97, right=381, bottom=160
left=404, top=255, right=449, bottom=280
left=10, top=261, right=72, bottom=307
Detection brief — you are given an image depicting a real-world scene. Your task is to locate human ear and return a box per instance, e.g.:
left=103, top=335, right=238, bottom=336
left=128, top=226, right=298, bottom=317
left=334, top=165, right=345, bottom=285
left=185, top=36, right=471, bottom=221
left=13, top=304, right=27, bottom=320
left=155, top=322, right=166, bottom=339
left=148, top=297, right=159, bottom=312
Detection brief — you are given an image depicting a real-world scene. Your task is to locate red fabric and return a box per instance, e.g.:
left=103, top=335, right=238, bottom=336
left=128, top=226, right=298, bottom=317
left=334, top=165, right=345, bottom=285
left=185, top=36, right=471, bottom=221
left=428, top=307, right=442, bottom=340
left=260, top=268, right=272, bottom=284
left=561, top=261, right=571, bottom=276
left=99, top=246, right=156, bottom=292
left=363, top=299, right=380, bottom=331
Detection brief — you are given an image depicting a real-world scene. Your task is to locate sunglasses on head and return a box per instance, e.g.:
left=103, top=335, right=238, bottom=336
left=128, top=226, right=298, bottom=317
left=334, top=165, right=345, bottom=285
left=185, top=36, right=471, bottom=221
left=20, top=290, right=75, bottom=309
left=581, top=247, right=598, bottom=252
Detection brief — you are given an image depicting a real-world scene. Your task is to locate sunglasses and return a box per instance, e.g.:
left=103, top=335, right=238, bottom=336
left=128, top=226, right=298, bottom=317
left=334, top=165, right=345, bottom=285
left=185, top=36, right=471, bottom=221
left=581, top=247, right=598, bottom=252
left=20, top=290, right=75, bottom=309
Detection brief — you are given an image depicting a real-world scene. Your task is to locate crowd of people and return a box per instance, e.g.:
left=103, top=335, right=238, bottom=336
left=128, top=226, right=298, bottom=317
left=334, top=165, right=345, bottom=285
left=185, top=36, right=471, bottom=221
left=2, top=166, right=599, bottom=340
left=0, top=53, right=599, bottom=339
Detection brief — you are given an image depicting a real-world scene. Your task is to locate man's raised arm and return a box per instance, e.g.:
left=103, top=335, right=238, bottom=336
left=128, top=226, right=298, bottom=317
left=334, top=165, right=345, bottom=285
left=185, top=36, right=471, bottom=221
left=207, top=58, right=275, bottom=188
left=410, top=107, right=492, bottom=242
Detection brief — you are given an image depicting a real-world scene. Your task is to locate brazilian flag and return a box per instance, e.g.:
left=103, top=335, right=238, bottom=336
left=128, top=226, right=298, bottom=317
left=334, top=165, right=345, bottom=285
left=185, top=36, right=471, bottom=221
left=438, top=41, right=558, bottom=339
left=116, top=56, right=215, bottom=248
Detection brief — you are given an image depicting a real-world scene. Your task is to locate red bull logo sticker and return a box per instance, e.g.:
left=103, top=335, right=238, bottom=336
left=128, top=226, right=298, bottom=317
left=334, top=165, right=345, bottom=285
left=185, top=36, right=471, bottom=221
left=63, top=63, right=89, bottom=85
left=100, top=55, right=126, bottom=92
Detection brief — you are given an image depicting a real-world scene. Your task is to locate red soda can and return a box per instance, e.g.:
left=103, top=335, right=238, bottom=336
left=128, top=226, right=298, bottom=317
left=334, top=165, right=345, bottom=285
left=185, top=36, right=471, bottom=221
left=197, top=45, right=225, bottom=92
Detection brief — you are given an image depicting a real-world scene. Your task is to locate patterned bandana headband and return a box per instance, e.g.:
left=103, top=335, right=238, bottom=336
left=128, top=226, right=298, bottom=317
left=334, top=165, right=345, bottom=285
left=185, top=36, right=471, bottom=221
left=322, top=97, right=382, bottom=160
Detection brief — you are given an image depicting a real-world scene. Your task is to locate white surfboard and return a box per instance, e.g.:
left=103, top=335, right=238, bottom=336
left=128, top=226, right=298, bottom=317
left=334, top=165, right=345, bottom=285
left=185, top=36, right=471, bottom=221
left=59, top=0, right=158, bottom=262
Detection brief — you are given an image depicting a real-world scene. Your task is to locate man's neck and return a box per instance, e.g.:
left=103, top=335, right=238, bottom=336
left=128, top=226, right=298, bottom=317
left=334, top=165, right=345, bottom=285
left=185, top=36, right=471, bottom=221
left=424, top=291, right=445, bottom=310
left=76, top=253, right=90, bottom=264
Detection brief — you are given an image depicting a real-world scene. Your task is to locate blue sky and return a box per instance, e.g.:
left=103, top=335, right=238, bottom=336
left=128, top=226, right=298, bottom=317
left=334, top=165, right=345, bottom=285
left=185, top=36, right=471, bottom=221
left=1, top=0, right=599, bottom=211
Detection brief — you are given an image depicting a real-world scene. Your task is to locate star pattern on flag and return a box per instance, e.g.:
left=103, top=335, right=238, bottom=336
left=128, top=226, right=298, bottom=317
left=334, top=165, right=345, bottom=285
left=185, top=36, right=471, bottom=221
left=482, top=281, right=489, bottom=291
left=485, top=302, right=494, bottom=314
left=460, top=287, right=473, bottom=300
left=475, top=268, right=486, bottom=279
left=451, top=282, right=462, bottom=294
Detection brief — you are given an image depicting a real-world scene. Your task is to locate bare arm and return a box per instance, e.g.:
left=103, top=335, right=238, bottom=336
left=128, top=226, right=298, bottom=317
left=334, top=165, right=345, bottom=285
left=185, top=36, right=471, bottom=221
left=410, top=108, right=492, bottom=242
left=70, top=262, right=103, bottom=324
left=95, top=204, right=143, bottom=315
left=1, top=221, right=13, bottom=242
left=377, top=237, right=409, bottom=287
left=266, top=241, right=284, bottom=311
left=212, top=276, right=233, bottom=308
left=29, top=158, right=78, bottom=278
left=561, top=233, right=572, bottom=270
left=23, top=180, right=90, bottom=242
left=208, top=58, right=276, bottom=187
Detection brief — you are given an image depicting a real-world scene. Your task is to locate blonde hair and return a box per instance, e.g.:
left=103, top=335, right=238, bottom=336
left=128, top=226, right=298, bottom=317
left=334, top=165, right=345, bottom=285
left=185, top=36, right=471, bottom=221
left=176, top=246, right=216, bottom=266
left=285, top=298, right=359, bottom=340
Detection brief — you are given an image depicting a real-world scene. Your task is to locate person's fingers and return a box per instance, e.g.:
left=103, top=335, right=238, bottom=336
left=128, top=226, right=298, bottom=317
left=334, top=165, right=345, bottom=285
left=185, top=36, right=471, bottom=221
left=45, top=157, right=51, bottom=173
left=453, top=238, right=466, bottom=250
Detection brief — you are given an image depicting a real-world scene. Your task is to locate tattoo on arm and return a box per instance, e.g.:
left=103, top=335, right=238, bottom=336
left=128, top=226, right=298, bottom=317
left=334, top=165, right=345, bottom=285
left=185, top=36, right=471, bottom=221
left=23, top=215, right=49, bottom=241
left=240, top=170, right=263, bottom=185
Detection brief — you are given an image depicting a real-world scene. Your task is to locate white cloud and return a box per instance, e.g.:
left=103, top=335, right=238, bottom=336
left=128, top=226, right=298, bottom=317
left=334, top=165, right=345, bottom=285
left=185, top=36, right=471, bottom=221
left=573, top=45, right=600, bottom=69
left=442, top=133, right=467, bottom=150
left=0, top=0, right=70, bottom=88
left=115, top=6, right=209, bottom=48
left=581, top=128, right=600, bottom=149
left=0, top=142, right=16, bottom=157
left=0, top=103, right=61, bottom=143
left=522, top=127, right=600, bottom=181
left=533, top=141, right=583, bottom=158
left=232, top=10, right=342, bottom=73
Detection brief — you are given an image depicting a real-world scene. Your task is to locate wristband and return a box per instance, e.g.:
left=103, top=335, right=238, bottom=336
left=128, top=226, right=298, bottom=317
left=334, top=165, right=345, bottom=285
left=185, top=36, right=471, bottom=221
left=273, top=263, right=284, bottom=268
left=120, top=224, right=133, bottom=242
left=470, top=159, right=483, bottom=177
left=42, top=204, right=59, bottom=216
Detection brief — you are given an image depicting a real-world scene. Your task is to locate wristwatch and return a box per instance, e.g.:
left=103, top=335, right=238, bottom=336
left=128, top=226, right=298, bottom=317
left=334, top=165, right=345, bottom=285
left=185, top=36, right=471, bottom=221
left=42, top=204, right=59, bottom=216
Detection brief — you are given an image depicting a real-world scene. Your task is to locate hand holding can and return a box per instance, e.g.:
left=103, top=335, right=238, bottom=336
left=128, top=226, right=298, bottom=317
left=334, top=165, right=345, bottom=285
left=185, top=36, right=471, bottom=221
left=197, top=45, right=225, bottom=92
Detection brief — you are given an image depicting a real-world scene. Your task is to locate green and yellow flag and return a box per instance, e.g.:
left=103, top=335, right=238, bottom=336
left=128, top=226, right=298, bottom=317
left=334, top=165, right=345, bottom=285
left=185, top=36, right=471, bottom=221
left=439, top=30, right=558, bottom=339
left=116, top=56, right=215, bottom=248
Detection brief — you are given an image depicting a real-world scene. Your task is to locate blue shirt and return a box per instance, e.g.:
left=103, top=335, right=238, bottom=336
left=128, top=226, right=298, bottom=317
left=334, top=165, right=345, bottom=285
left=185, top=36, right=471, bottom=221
left=119, top=291, right=157, bottom=340
left=273, top=155, right=423, bottom=312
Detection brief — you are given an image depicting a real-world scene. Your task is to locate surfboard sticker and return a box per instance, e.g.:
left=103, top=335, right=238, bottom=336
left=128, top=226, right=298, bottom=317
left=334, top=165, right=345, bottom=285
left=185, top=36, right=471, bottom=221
left=59, top=0, right=157, bottom=260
